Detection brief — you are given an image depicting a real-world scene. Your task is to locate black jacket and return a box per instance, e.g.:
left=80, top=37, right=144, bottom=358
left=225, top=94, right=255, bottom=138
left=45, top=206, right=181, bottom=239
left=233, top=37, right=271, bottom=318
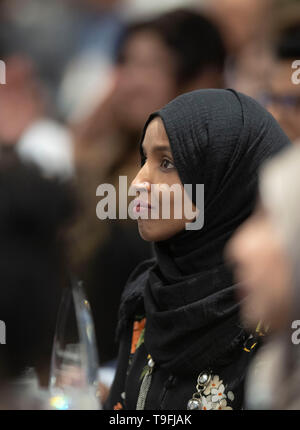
left=104, top=315, right=259, bottom=410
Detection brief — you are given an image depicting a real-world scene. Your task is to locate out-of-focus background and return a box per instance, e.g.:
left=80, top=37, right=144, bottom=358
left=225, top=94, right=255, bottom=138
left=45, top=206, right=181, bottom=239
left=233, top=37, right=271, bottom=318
left=1, top=0, right=300, bottom=407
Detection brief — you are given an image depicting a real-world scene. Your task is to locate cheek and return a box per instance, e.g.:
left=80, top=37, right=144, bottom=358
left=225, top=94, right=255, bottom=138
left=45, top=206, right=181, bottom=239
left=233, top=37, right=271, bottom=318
left=156, top=181, right=196, bottom=220
left=260, top=238, right=290, bottom=291
left=235, top=223, right=283, bottom=285
left=231, top=221, right=292, bottom=328
left=154, top=76, right=176, bottom=99
left=137, top=179, right=195, bottom=242
left=246, top=241, right=292, bottom=329
left=265, top=248, right=292, bottom=326
left=245, top=242, right=286, bottom=305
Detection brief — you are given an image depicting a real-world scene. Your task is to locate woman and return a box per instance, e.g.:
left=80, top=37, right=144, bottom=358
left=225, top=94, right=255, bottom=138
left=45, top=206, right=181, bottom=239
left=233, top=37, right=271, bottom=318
left=226, top=144, right=300, bottom=409
left=71, top=9, right=227, bottom=367
left=104, top=89, right=290, bottom=410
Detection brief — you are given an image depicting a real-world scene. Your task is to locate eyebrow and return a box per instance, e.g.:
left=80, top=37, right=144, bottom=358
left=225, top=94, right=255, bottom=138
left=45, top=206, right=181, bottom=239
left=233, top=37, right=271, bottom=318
left=142, top=144, right=173, bottom=155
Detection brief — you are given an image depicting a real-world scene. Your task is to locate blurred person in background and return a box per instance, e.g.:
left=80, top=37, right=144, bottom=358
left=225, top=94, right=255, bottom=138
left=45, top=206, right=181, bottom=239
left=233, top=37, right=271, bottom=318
left=0, top=40, right=74, bottom=180
left=1, top=0, right=125, bottom=110
left=205, top=0, right=274, bottom=100
left=262, top=4, right=300, bottom=142
left=121, top=0, right=200, bottom=20
left=226, top=144, right=300, bottom=409
left=57, top=0, right=127, bottom=121
left=0, top=150, right=76, bottom=409
left=71, top=8, right=227, bottom=372
left=0, top=0, right=79, bottom=101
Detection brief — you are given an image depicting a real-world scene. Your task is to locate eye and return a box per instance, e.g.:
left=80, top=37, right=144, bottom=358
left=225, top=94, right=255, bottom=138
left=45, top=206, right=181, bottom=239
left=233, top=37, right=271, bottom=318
left=160, top=158, right=174, bottom=170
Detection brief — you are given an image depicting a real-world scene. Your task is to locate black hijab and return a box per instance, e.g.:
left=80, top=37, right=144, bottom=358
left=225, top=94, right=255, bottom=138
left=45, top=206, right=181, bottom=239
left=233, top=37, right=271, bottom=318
left=116, top=89, right=290, bottom=377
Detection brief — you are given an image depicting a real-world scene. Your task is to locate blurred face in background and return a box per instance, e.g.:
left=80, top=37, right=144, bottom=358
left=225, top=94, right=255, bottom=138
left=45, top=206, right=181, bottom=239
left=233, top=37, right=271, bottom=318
left=111, top=30, right=178, bottom=132
left=264, top=59, right=300, bottom=142
left=226, top=203, right=293, bottom=333
left=0, top=55, right=44, bottom=145
left=206, top=0, right=270, bottom=53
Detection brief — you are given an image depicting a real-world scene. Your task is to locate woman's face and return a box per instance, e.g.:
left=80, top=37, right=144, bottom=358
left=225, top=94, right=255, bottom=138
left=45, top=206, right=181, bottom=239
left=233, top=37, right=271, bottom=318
left=225, top=204, right=293, bottom=332
left=131, top=117, right=197, bottom=242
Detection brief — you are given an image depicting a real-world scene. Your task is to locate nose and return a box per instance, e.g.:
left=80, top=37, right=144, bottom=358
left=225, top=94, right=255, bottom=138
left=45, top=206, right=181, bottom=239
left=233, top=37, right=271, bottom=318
left=131, top=180, right=151, bottom=197
left=131, top=165, right=151, bottom=195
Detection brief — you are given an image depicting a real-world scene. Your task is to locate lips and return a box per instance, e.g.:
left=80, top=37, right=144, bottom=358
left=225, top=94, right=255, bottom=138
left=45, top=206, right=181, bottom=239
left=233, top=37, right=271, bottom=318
left=133, top=199, right=153, bottom=213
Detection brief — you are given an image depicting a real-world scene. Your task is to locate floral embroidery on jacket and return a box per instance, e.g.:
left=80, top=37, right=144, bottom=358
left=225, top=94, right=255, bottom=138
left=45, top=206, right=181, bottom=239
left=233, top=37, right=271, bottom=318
left=201, top=374, right=234, bottom=410
left=130, top=316, right=146, bottom=354
left=113, top=392, right=126, bottom=410
left=188, top=373, right=235, bottom=410
left=113, top=401, right=123, bottom=410
left=121, top=316, right=147, bottom=406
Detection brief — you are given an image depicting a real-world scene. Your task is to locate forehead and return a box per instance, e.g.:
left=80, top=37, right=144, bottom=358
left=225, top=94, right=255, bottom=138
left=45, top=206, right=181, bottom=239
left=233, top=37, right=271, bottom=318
left=142, top=117, right=170, bottom=149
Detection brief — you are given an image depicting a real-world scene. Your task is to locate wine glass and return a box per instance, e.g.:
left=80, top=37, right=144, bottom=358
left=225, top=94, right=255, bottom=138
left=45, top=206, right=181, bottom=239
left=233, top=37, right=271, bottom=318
left=48, top=276, right=101, bottom=410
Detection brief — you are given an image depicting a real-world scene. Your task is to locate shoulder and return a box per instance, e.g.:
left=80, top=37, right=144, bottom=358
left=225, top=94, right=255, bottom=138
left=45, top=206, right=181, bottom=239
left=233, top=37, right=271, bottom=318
left=116, top=258, right=155, bottom=342
left=120, top=257, right=156, bottom=306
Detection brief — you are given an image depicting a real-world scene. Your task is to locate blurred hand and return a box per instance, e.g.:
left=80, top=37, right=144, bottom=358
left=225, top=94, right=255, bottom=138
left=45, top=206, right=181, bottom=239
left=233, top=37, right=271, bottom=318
left=55, top=364, right=110, bottom=407
left=97, top=381, right=110, bottom=406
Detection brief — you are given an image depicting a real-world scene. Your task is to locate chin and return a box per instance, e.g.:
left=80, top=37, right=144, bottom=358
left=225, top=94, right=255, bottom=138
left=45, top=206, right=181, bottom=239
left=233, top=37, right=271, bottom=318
left=137, top=221, right=175, bottom=242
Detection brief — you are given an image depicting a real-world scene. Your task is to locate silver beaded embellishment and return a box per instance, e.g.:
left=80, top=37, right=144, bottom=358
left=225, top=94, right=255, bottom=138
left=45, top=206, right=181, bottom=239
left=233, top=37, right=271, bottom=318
left=187, top=371, right=212, bottom=410
left=136, top=356, right=155, bottom=410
